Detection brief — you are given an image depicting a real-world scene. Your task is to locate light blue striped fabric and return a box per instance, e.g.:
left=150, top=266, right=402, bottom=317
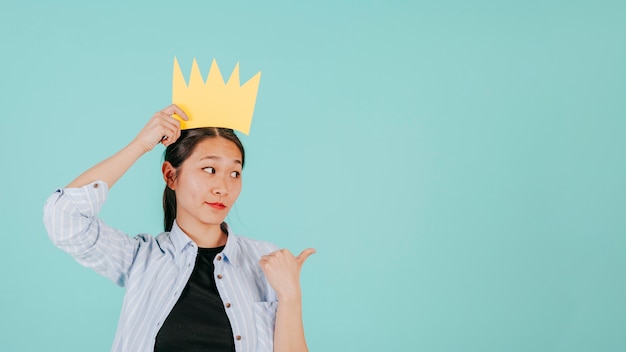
left=43, top=181, right=278, bottom=352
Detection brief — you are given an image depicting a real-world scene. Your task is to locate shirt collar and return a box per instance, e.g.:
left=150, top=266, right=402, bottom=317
left=220, top=222, right=240, bottom=268
left=169, top=221, right=194, bottom=253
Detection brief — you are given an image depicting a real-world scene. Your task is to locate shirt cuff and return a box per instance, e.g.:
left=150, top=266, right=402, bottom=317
left=57, top=180, right=109, bottom=218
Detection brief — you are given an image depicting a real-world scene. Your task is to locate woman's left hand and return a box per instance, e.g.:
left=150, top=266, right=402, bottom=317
left=260, top=248, right=316, bottom=300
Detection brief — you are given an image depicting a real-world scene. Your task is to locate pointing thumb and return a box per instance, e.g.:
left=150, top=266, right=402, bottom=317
left=296, top=248, right=316, bottom=266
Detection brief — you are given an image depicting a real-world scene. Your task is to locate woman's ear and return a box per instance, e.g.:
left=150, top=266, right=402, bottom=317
left=162, top=162, right=177, bottom=190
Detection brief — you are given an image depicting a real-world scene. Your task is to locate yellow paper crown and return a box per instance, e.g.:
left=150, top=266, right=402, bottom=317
left=172, top=57, right=261, bottom=134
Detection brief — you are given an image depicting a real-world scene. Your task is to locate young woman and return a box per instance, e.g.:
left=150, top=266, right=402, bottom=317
left=43, top=105, right=314, bottom=352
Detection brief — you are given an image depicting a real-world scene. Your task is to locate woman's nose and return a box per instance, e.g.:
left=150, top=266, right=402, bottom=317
left=213, top=188, right=227, bottom=195
left=211, top=179, right=228, bottom=195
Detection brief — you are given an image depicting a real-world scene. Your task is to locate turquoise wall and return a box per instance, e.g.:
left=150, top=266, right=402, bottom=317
left=2, top=1, right=625, bottom=351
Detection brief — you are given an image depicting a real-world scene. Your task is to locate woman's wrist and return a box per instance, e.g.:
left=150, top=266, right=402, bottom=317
left=277, top=288, right=302, bottom=304
left=129, top=137, right=156, bottom=154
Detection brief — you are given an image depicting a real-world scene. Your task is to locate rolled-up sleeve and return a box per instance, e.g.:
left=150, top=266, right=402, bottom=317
left=43, top=181, right=141, bottom=287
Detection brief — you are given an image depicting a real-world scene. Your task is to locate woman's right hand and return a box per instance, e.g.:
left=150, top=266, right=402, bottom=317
left=65, top=105, right=189, bottom=189
left=133, top=104, right=189, bottom=152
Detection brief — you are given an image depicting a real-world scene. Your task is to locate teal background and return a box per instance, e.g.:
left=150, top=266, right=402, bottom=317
left=1, top=1, right=625, bottom=351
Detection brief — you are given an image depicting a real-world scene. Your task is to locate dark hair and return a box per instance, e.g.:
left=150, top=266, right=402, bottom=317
left=162, top=127, right=245, bottom=231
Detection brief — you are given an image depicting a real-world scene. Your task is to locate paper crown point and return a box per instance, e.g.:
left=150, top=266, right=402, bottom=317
left=172, top=57, right=261, bottom=134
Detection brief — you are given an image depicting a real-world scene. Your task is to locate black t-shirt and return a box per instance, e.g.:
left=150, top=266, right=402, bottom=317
left=154, top=246, right=235, bottom=352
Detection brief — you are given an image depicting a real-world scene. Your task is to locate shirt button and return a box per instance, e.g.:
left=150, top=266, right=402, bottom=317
left=235, top=335, right=242, bottom=341
left=93, top=183, right=99, bottom=189
left=217, top=274, right=223, bottom=279
left=217, top=255, right=222, bottom=261
left=225, top=303, right=231, bottom=308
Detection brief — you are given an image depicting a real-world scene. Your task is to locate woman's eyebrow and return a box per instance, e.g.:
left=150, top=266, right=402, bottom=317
left=200, top=155, right=242, bottom=165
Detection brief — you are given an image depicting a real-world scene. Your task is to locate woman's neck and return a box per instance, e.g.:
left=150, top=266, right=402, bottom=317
left=176, top=219, right=228, bottom=248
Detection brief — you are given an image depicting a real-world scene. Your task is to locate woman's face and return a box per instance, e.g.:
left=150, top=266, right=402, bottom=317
left=164, top=137, right=243, bottom=231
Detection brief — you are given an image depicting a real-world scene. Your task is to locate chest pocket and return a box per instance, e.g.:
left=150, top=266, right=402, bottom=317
left=253, top=301, right=277, bottom=352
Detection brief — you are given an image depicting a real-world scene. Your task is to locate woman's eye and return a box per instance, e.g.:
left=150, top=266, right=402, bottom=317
left=203, top=167, right=216, bottom=174
left=230, top=171, right=241, bottom=178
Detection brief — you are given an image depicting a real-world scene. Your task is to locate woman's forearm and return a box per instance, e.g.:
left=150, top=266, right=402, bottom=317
left=66, top=141, right=147, bottom=189
left=273, top=293, right=308, bottom=352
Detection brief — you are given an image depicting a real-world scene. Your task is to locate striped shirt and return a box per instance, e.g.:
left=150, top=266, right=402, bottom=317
left=43, top=181, right=279, bottom=352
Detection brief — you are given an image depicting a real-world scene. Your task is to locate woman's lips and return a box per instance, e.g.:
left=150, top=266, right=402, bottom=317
left=206, top=202, right=226, bottom=210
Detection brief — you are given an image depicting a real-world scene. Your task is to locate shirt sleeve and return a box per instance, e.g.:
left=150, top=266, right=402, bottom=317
left=43, top=181, right=143, bottom=287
